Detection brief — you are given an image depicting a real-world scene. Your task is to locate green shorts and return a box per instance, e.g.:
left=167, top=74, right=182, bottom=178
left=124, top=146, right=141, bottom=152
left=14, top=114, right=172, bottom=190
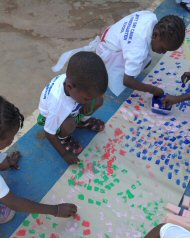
left=37, top=98, right=95, bottom=127
left=37, top=113, right=46, bottom=126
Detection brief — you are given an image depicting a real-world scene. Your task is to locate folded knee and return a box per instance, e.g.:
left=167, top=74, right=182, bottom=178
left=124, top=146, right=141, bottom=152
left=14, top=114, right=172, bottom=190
left=60, top=117, right=76, bottom=136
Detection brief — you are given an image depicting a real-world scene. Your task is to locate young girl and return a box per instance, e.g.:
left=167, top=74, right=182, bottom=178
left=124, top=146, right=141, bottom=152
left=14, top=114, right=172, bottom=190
left=0, top=96, right=77, bottom=224
left=52, top=11, right=185, bottom=97
left=38, top=52, right=108, bottom=165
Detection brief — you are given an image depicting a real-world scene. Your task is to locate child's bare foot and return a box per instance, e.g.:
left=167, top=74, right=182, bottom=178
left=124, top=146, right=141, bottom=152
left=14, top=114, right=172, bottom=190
left=7, top=151, right=21, bottom=169
left=56, top=203, right=77, bottom=218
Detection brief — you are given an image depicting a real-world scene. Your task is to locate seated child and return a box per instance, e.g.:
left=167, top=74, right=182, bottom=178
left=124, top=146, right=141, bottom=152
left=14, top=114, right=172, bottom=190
left=51, top=11, right=185, bottom=97
left=162, top=71, right=190, bottom=107
left=145, top=223, right=190, bottom=238
left=0, top=96, right=77, bottom=224
left=38, top=51, right=108, bottom=164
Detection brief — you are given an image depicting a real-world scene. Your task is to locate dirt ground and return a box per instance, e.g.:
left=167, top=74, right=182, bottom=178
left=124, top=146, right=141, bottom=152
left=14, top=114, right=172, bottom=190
left=0, top=0, right=162, bottom=117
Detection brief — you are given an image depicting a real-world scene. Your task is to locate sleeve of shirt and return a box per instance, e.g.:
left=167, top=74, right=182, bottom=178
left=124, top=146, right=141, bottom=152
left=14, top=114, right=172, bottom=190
left=44, top=113, right=61, bottom=135
left=0, top=176, right=9, bottom=199
left=44, top=97, right=71, bottom=135
left=121, top=34, right=149, bottom=77
left=44, top=112, right=69, bottom=135
left=160, top=223, right=190, bottom=238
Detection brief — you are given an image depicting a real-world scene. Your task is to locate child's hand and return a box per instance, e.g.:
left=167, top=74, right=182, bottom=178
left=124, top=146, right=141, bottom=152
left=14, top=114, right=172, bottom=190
left=152, top=86, right=164, bottom=97
left=162, top=95, right=180, bottom=108
left=63, top=151, right=80, bottom=164
left=56, top=203, right=77, bottom=217
left=7, top=151, right=21, bottom=169
left=181, top=72, right=190, bottom=84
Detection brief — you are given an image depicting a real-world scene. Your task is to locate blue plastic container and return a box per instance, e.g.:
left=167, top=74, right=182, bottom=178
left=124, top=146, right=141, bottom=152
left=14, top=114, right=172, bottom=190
left=151, top=95, right=172, bottom=115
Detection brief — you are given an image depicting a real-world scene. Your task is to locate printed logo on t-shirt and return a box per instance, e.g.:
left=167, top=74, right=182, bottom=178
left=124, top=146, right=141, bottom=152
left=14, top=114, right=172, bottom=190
left=70, top=102, right=82, bottom=117
left=123, top=14, right=139, bottom=44
left=43, top=75, right=60, bottom=100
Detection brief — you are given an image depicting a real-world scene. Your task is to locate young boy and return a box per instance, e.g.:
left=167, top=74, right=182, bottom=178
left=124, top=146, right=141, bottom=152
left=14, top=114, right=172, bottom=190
left=38, top=52, right=108, bottom=164
left=52, top=11, right=185, bottom=97
left=162, top=71, right=190, bottom=107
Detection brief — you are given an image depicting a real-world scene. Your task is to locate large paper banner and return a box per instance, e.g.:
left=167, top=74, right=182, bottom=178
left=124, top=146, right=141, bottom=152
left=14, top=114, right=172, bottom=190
left=11, top=29, right=190, bottom=238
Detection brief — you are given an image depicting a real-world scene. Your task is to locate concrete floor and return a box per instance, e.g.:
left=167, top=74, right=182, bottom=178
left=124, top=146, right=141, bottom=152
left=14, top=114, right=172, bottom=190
left=0, top=0, right=161, bottom=119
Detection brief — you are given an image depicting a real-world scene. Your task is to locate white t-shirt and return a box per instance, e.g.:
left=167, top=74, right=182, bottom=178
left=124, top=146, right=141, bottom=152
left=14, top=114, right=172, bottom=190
left=103, top=10, right=158, bottom=77
left=39, top=74, right=81, bottom=135
left=160, top=223, right=190, bottom=238
left=0, top=175, right=9, bottom=199
left=0, top=153, right=9, bottom=199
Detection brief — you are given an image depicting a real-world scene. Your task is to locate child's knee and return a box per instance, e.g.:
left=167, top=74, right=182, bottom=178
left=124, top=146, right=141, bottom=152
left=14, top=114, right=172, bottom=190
left=60, top=117, right=76, bottom=136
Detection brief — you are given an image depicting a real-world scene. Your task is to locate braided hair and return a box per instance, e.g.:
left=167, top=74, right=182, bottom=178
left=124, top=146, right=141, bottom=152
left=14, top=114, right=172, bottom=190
left=0, top=96, right=24, bottom=140
left=153, top=15, right=186, bottom=50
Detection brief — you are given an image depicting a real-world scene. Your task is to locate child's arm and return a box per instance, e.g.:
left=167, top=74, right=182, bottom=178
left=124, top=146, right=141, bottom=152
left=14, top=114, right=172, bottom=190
left=144, top=224, right=164, bottom=238
left=0, top=151, right=20, bottom=170
left=124, top=74, right=164, bottom=96
left=162, top=94, right=190, bottom=108
left=45, top=132, right=80, bottom=164
left=0, top=192, right=77, bottom=217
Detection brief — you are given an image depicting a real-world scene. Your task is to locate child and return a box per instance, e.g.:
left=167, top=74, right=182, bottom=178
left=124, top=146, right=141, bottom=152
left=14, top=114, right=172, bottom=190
left=38, top=51, right=108, bottom=164
left=0, top=96, right=77, bottom=224
left=145, top=223, right=190, bottom=238
left=52, top=11, right=185, bottom=97
left=162, top=71, right=190, bottom=107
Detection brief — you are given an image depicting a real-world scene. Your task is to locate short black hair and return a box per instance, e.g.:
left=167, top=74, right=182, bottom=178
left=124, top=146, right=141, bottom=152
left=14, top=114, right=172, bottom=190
left=0, top=96, right=24, bottom=140
left=66, top=51, right=108, bottom=95
left=154, top=15, right=186, bottom=50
